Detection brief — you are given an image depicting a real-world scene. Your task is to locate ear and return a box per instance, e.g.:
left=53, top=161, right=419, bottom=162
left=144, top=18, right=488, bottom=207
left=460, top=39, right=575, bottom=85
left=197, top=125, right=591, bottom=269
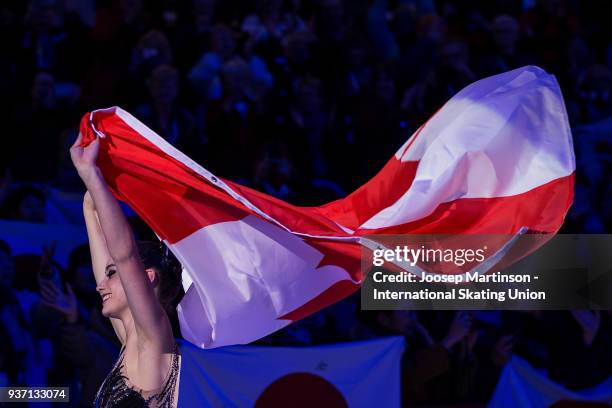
left=145, top=268, right=158, bottom=286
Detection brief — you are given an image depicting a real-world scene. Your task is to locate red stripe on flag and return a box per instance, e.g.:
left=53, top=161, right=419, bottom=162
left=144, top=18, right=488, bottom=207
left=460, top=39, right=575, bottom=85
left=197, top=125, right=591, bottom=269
left=318, top=158, right=419, bottom=230
left=80, top=113, right=249, bottom=243
left=279, top=280, right=359, bottom=321
left=81, top=111, right=359, bottom=243
left=356, top=173, right=574, bottom=235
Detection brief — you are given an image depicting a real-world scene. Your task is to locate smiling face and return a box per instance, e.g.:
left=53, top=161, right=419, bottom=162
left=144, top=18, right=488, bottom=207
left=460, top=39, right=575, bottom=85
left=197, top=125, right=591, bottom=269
left=96, top=263, right=130, bottom=318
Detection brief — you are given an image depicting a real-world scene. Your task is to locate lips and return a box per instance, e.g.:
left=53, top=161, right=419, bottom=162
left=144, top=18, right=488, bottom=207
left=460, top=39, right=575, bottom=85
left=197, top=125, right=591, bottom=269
left=102, top=293, right=112, bottom=303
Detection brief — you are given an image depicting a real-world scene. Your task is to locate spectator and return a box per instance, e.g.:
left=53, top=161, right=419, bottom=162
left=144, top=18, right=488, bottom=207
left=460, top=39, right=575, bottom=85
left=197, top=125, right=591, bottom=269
left=0, top=240, right=53, bottom=387
left=354, top=310, right=480, bottom=406
left=8, top=71, right=75, bottom=182
left=0, top=185, right=47, bottom=223
left=546, top=311, right=612, bottom=390
left=135, top=64, right=198, bottom=154
left=0, top=1, right=609, bottom=405
left=189, top=24, right=238, bottom=99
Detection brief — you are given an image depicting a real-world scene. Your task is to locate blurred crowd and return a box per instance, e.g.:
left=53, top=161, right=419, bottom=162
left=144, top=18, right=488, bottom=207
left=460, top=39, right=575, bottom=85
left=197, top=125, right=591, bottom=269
left=0, top=0, right=611, bottom=406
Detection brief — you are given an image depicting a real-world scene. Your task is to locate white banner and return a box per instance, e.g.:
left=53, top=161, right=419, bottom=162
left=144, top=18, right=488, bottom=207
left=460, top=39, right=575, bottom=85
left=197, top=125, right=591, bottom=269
left=177, top=337, right=405, bottom=407
left=0, top=220, right=87, bottom=267
left=488, top=356, right=612, bottom=407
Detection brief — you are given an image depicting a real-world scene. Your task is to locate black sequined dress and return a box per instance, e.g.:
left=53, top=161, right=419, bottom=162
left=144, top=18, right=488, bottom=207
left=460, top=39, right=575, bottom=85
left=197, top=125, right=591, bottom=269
left=94, top=343, right=180, bottom=407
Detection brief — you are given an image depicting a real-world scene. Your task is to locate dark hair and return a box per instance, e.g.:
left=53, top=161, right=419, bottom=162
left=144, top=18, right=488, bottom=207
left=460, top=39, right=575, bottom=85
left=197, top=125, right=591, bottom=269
left=136, top=241, right=184, bottom=334
left=65, top=243, right=92, bottom=283
left=0, top=185, right=45, bottom=220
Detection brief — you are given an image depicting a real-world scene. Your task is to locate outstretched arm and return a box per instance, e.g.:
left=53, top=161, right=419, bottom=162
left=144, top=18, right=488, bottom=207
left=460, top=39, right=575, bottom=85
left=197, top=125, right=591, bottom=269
left=83, top=192, right=126, bottom=344
left=71, top=133, right=171, bottom=347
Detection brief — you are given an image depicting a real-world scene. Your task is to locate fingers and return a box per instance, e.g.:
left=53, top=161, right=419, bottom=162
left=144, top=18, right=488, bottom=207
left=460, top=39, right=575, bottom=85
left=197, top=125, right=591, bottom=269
left=70, top=132, right=84, bottom=150
left=39, top=276, right=60, bottom=292
left=70, top=130, right=100, bottom=151
left=467, top=329, right=480, bottom=347
left=40, top=289, right=55, bottom=304
left=40, top=294, right=55, bottom=305
left=41, top=300, right=60, bottom=310
left=456, top=311, right=473, bottom=328
left=65, top=283, right=76, bottom=300
left=40, top=279, right=59, bottom=295
left=88, top=136, right=101, bottom=158
left=495, top=335, right=515, bottom=354
left=41, top=241, right=57, bottom=260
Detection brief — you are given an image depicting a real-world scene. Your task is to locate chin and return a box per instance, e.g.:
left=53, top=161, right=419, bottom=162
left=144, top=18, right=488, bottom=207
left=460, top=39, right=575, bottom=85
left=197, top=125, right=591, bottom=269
left=101, top=306, right=113, bottom=318
left=101, top=302, right=120, bottom=318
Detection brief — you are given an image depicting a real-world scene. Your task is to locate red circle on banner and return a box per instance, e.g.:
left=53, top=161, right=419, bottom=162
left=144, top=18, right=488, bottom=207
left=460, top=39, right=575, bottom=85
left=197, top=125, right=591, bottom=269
left=254, top=372, right=348, bottom=408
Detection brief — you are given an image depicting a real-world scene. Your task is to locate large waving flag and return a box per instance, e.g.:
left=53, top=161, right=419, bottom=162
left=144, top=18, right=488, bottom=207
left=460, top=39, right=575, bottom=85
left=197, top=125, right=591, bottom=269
left=79, top=65, right=574, bottom=348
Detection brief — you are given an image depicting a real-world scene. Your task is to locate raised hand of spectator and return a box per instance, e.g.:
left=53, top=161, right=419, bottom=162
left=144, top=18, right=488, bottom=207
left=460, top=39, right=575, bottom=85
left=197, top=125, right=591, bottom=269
left=466, top=329, right=480, bottom=354
left=38, top=241, right=57, bottom=278
left=491, top=334, right=515, bottom=366
left=400, top=83, right=425, bottom=112
left=39, top=278, right=78, bottom=324
left=571, top=310, right=601, bottom=346
left=415, top=319, right=435, bottom=346
left=442, top=311, right=473, bottom=350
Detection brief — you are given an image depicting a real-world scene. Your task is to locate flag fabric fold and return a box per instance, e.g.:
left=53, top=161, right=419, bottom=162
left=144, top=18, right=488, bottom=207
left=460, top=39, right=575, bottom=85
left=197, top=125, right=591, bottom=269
left=79, top=65, right=574, bottom=348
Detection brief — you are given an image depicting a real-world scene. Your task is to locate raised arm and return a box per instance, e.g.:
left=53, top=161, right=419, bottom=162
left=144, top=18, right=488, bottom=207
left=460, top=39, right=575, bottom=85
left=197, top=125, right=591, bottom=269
left=83, top=192, right=126, bottom=344
left=71, top=133, right=169, bottom=346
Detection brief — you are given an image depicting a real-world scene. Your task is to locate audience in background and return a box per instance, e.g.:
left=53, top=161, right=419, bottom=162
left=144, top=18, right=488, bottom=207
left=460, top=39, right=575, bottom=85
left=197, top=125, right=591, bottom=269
left=0, top=0, right=610, bottom=406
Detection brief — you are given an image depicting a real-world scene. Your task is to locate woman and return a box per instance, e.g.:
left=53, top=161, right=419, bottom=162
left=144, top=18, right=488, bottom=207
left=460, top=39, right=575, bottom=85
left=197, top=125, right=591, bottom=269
left=70, top=132, right=182, bottom=407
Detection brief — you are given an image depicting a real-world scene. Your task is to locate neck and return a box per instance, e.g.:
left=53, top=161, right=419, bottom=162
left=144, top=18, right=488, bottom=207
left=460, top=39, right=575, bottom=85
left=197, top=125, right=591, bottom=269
left=118, top=309, right=137, bottom=344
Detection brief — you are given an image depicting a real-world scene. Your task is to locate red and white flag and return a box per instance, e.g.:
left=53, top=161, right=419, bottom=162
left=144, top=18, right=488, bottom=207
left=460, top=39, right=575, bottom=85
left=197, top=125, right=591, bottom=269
left=79, top=65, right=574, bottom=348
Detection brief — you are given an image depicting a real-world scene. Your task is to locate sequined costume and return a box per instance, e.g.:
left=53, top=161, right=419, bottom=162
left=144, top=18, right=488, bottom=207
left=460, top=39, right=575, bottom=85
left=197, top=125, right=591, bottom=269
left=94, top=343, right=179, bottom=407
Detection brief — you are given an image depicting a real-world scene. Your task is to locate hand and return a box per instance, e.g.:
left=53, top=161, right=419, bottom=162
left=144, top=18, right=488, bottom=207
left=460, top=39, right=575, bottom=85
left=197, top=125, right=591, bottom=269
left=571, top=310, right=601, bottom=346
left=38, top=242, right=57, bottom=279
left=457, top=329, right=480, bottom=360
left=491, top=334, right=515, bottom=366
left=466, top=329, right=480, bottom=353
left=442, top=311, right=473, bottom=350
left=70, top=131, right=101, bottom=182
left=39, top=279, right=78, bottom=324
left=410, top=311, right=434, bottom=346
left=415, top=321, right=435, bottom=346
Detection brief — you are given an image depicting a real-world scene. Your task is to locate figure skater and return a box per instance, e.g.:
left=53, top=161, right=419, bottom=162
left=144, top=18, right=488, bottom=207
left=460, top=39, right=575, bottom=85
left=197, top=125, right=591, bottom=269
left=71, top=132, right=182, bottom=407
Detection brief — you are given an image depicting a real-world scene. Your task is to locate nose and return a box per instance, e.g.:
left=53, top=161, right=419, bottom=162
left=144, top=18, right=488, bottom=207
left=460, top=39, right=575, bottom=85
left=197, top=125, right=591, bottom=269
left=96, top=278, right=107, bottom=293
